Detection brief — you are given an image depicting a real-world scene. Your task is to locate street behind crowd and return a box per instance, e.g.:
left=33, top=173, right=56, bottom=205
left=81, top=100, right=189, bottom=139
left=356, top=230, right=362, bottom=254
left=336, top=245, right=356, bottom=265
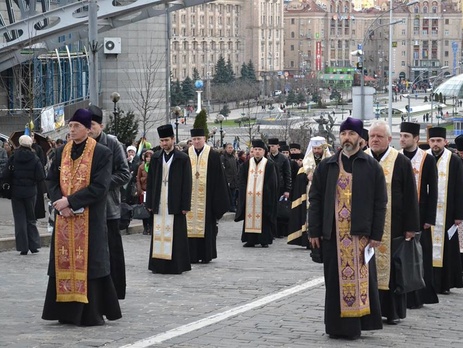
left=0, top=215, right=462, bottom=347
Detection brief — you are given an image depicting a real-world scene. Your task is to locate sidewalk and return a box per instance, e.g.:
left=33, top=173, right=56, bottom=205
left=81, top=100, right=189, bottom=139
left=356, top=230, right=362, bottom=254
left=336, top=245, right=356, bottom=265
left=0, top=218, right=461, bottom=347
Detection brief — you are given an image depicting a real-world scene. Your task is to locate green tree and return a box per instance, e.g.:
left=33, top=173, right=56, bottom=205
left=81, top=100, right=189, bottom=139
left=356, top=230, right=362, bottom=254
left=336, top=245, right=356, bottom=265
left=193, top=67, right=200, bottom=81
left=106, top=108, right=139, bottom=147
left=219, top=104, right=231, bottom=117
left=182, top=76, right=196, bottom=102
left=246, top=60, right=257, bottom=82
left=193, top=109, right=209, bottom=138
left=226, top=58, right=235, bottom=82
left=240, top=63, right=249, bottom=80
left=297, top=91, right=306, bottom=105
left=286, top=90, right=296, bottom=105
left=213, top=55, right=228, bottom=84
left=170, top=79, right=184, bottom=106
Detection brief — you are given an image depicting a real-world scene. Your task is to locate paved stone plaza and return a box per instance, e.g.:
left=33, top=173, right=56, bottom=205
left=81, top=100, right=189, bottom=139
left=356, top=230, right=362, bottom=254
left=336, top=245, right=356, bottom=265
left=0, top=214, right=462, bottom=348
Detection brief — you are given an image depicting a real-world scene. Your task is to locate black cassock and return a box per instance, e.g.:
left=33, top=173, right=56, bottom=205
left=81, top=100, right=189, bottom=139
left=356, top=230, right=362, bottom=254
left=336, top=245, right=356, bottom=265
left=42, top=141, right=121, bottom=326
left=431, top=151, right=463, bottom=293
left=378, top=153, right=420, bottom=322
left=287, top=166, right=309, bottom=247
left=405, top=151, right=439, bottom=308
left=145, top=149, right=192, bottom=274
left=235, top=158, right=278, bottom=246
left=188, top=148, right=230, bottom=263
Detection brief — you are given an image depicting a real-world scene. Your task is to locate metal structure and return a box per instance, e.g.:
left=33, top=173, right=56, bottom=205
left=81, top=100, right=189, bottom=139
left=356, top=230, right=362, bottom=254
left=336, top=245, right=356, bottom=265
left=0, top=0, right=213, bottom=72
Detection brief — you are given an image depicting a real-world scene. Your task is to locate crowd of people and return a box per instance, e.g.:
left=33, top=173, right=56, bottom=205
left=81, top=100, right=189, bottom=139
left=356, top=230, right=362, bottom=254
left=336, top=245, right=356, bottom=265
left=0, top=109, right=462, bottom=338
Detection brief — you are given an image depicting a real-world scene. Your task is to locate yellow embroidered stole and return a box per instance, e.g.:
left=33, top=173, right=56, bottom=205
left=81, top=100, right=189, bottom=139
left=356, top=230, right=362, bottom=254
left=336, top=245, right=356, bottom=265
left=365, top=147, right=398, bottom=290
left=244, top=157, right=267, bottom=233
left=427, top=148, right=451, bottom=267
left=187, top=145, right=210, bottom=238
left=336, top=154, right=370, bottom=317
left=287, top=166, right=308, bottom=243
left=400, top=148, right=426, bottom=201
left=152, top=156, right=174, bottom=260
left=55, top=137, right=96, bottom=303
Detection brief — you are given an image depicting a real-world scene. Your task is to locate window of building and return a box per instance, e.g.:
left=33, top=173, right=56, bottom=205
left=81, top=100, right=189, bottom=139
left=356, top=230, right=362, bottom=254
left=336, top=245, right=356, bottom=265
left=172, top=55, right=177, bottom=64
left=423, top=6, right=428, bottom=13
left=402, top=51, right=406, bottom=57
left=291, top=18, right=295, bottom=25
left=291, top=45, right=294, bottom=51
left=291, top=61, right=294, bottom=68
left=183, top=42, right=187, bottom=50
left=445, top=19, right=449, bottom=25
left=401, top=61, right=405, bottom=67
left=444, top=40, right=449, bottom=46
left=182, top=69, right=186, bottom=78
left=200, top=15, right=204, bottom=24
left=444, top=30, right=449, bottom=36
left=291, top=31, right=295, bottom=38
left=181, top=15, right=186, bottom=23
left=192, top=29, right=196, bottom=36
left=444, top=51, right=449, bottom=57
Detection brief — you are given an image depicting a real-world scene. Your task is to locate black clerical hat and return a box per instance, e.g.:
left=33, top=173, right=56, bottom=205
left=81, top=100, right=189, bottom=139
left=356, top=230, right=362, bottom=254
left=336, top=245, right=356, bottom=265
left=280, top=145, right=290, bottom=152
left=289, top=143, right=301, bottom=150
left=455, top=135, right=463, bottom=151
left=252, top=139, right=267, bottom=151
left=400, top=122, right=420, bottom=136
left=428, top=127, right=446, bottom=139
left=290, top=153, right=304, bottom=160
left=361, top=128, right=369, bottom=142
left=157, top=124, right=174, bottom=138
left=87, top=105, right=103, bottom=124
left=190, top=128, right=205, bottom=137
left=278, top=140, right=287, bottom=147
left=268, top=138, right=279, bottom=145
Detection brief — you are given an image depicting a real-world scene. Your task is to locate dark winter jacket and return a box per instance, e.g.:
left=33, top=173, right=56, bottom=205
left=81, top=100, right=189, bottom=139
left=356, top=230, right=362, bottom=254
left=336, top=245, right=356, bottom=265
left=6, top=147, right=45, bottom=199
left=308, top=149, right=387, bottom=241
left=221, top=152, right=239, bottom=188
left=269, top=152, right=292, bottom=194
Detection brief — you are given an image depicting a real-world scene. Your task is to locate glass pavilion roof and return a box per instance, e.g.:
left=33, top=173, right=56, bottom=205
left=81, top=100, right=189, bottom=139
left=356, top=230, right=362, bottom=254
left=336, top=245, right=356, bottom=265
left=433, top=74, right=463, bottom=98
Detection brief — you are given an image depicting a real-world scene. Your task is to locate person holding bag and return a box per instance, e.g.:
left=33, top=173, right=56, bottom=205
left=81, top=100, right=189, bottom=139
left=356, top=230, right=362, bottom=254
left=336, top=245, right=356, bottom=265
left=136, top=149, right=154, bottom=235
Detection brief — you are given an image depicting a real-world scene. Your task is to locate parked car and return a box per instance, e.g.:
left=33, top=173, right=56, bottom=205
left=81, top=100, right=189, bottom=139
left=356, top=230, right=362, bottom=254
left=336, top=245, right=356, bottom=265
left=273, top=90, right=282, bottom=96
left=0, top=133, right=9, bottom=144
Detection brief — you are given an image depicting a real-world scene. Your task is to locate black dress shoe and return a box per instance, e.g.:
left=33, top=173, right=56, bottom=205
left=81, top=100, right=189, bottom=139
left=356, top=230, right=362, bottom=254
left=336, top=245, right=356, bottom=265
left=20, top=251, right=27, bottom=255
left=261, top=244, right=269, bottom=248
left=243, top=242, right=255, bottom=247
left=441, top=290, right=450, bottom=295
left=386, top=318, right=399, bottom=325
left=30, top=249, right=39, bottom=253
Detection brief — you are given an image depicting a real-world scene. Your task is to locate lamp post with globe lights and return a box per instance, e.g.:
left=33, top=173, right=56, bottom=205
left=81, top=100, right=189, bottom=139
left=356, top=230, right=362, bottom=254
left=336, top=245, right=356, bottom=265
left=216, top=114, right=225, bottom=147
left=195, top=80, right=204, bottom=114
left=110, top=92, right=120, bottom=135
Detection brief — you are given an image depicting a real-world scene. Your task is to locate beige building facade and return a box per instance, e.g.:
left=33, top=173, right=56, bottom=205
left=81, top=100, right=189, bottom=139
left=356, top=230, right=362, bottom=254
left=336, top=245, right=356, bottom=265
left=284, top=0, right=462, bottom=88
left=170, top=0, right=284, bottom=94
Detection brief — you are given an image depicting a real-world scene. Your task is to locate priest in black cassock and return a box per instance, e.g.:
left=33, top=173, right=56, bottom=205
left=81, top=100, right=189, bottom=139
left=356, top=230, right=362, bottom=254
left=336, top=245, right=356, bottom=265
left=235, top=139, right=278, bottom=248
left=186, top=128, right=229, bottom=263
left=366, top=120, right=420, bottom=324
left=42, top=109, right=121, bottom=326
left=399, top=122, right=439, bottom=308
left=427, top=127, right=463, bottom=294
left=309, top=117, right=386, bottom=339
left=145, top=124, right=192, bottom=274
left=454, top=135, right=463, bottom=275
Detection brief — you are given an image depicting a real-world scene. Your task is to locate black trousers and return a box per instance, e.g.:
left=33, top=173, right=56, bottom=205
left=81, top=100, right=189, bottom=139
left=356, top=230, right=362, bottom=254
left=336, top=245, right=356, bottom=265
left=107, top=219, right=126, bottom=299
left=12, top=196, right=41, bottom=252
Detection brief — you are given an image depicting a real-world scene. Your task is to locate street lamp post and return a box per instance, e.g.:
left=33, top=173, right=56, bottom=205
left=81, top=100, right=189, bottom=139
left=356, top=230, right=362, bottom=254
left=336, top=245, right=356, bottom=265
left=173, top=106, right=181, bottom=143
left=216, top=114, right=225, bottom=148
left=110, top=92, right=120, bottom=135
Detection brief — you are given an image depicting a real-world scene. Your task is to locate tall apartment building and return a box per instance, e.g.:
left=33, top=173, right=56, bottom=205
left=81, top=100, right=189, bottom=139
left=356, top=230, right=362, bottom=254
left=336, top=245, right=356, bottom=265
left=284, top=0, right=462, bottom=89
left=170, top=0, right=284, bottom=94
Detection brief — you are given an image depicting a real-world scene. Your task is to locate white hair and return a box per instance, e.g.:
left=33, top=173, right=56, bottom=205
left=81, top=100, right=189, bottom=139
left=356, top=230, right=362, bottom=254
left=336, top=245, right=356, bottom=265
left=369, top=120, right=392, bottom=137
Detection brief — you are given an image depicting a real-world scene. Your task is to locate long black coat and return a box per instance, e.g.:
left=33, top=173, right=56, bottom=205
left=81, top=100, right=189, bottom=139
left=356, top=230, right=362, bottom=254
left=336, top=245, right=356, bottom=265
left=309, top=149, right=387, bottom=241
left=46, top=141, right=113, bottom=279
left=189, top=148, right=229, bottom=263
left=145, top=148, right=192, bottom=214
left=235, top=158, right=278, bottom=245
left=430, top=150, right=463, bottom=292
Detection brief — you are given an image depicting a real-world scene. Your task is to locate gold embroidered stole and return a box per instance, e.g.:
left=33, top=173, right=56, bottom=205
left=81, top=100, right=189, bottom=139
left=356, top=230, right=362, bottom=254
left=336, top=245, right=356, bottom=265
left=287, top=166, right=308, bottom=243
left=55, top=137, right=96, bottom=303
left=336, top=153, right=370, bottom=317
left=365, top=147, right=398, bottom=290
left=186, top=145, right=210, bottom=238
left=426, top=148, right=451, bottom=267
left=244, top=157, right=267, bottom=233
left=152, top=156, right=174, bottom=260
left=400, top=148, right=426, bottom=201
